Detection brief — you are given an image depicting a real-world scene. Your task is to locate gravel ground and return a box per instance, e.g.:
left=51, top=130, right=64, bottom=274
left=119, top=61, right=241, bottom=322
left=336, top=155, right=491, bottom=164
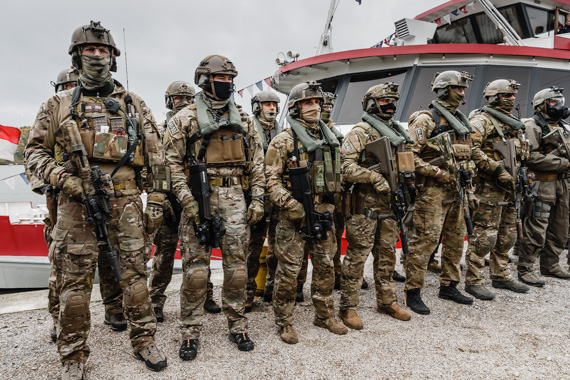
left=1, top=251, right=569, bottom=380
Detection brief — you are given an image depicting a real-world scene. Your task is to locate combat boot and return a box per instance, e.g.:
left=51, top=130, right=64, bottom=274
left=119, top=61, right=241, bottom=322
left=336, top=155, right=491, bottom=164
left=518, top=272, right=545, bottom=287
left=361, top=278, right=369, bottom=289
left=204, top=299, right=221, bottom=314
left=229, top=333, right=255, bottom=351
left=405, top=288, right=430, bottom=315
left=61, top=362, right=85, bottom=380
left=338, top=308, right=364, bottom=330
left=104, top=312, right=127, bottom=331
left=296, top=284, right=304, bottom=303
left=153, top=307, right=164, bottom=323
left=465, top=285, right=495, bottom=301
left=50, top=325, right=56, bottom=343
left=134, top=344, right=167, bottom=372
left=540, top=266, right=570, bottom=279
left=244, top=296, right=254, bottom=313
left=313, top=316, right=348, bottom=335
left=263, top=290, right=273, bottom=303
left=492, top=279, right=530, bottom=293
left=392, top=271, right=406, bottom=282
left=439, top=282, right=474, bottom=305
left=378, top=303, right=411, bottom=321
left=179, top=339, right=198, bottom=361
left=428, top=261, right=442, bottom=273
left=280, top=325, right=299, bottom=344
left=334, top=279, right=341, bottom=290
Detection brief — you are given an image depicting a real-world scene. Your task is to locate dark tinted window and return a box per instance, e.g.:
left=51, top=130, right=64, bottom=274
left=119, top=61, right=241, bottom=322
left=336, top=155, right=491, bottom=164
left=478, top=66, right=531, bottom=117
left=402, top=66, right=476, bottom=121
left=435, top=18, right=477, bottom=43
left=336, top=69, right=407, bottom=125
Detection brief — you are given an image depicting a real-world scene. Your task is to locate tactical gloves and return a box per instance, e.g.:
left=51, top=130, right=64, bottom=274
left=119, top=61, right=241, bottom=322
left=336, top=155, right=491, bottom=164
left=61, top=175, right=85, bottom=201
left=467, top=191, right=479, bottom=210
left=247, top=198, right=265, bottom=225
left=144, top=193, right=165, bottom=235
left=162, top=198, right=178, bottom=228
left=435, top=169, right=452, bottom=184
left=494, top=166, right=515, bottom=188
left=285, top=198, right=305, bottom=221
left=370, top=172, right=390, bottom=194
left=181, top=197, right=200, bottom=222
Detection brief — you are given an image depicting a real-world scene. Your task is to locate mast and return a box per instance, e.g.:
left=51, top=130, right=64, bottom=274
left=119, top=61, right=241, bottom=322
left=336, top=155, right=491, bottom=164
left=316, top=0, right=340, bottom=55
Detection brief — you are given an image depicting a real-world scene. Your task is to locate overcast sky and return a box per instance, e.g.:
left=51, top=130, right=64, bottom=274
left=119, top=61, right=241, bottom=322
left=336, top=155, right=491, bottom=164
left=0, top=0, right=442, bottom=127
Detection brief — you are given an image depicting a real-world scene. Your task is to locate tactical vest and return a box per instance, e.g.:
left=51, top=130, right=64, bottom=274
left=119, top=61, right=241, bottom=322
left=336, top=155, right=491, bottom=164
left=285, top=129, right=341, bottom=196
left=416, top=110, right=473, bottom=162
left=475, top=112, right=526, bottom=162
left=69, top=90, right=144, bottom=167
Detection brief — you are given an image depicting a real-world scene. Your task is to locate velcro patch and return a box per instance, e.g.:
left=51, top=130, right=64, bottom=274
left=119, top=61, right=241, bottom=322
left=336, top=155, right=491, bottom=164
left=168, top=120, right=180, bottom=136
left=343, top=140, right=355, bottom=153
left=473, top=121, right=485, bottom=134
left=415, top=128, right=425, bottom=143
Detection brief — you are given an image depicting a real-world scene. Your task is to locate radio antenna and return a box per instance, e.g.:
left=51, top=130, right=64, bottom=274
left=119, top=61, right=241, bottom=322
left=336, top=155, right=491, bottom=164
left=123, top=28, right=129, bottom=91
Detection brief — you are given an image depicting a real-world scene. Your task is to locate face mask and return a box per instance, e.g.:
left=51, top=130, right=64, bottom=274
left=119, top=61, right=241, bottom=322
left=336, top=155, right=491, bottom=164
left=300, top=104, right=321, bottom=123
left=213, top=81, right=233, bottom=100
left=321, top=110, right=331, bottom=124
left=80, top=54, right=111, bottom=89
left=173, top=99, right=191, bottom=114
left=379, top=103, right=397, bottom=119
left=447, top=89, right=465, bottom=108
left=497, top=97, right=515, bottom=113
left=260, top=109, right=277, bottom=122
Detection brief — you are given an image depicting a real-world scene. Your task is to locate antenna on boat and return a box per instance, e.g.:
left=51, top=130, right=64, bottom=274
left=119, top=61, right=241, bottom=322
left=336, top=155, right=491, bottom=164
left=123, top=28, right=130, bottom=91
left=316, top=0, right=340, bottom=55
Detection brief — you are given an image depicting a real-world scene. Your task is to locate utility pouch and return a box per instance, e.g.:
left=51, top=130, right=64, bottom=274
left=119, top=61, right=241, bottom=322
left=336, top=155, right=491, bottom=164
left=397, top=151, right=415, bottom=172
left=312, top=149, right=325, bottom=195
left=452, top=143, right=471, bottom=160
left=205, top=129, right=246, bottom=166
left=152, top=165, right=171, bottom=192
left=324, top=147, right=335, bottom=193
left=334, top=148, right=341, bottom=192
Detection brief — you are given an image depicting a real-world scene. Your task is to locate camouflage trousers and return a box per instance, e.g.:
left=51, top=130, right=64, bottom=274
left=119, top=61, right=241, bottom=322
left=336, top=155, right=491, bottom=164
left=466, top=182, right=516, bottom=285
left=51, top=193, right=156, bottom=364
left=263, top=243, right=279, bottom=296
left=179, top=186, right=249, bottom=340
left=518, top=179, right=569, bottom=274
left=148, top=221, right=215, bottom=310
left=273, top=203, right=336, bottom=327
left=405, top=185, right=466, bottom=291
left=298, top=210, right=343, bottom=286
left=341, top=192, right=398, bottom=309
left=246, top=206, right=278, bottom=301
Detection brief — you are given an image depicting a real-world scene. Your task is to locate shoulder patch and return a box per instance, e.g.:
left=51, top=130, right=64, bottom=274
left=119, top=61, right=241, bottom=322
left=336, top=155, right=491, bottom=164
left=343, top=139, right=355, bottom=153
left=415, top=128, right=425, bottom=143
left=168, top=120, right=180, bottom=136
left=473, top=121, right=485, bottom=134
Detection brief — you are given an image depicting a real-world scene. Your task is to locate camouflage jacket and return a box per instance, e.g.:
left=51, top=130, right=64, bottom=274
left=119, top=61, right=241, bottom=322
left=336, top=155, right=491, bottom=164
left=470, top=109, right=527, bottom=175
left=162, top=102, right=265, bottom=206
left=24, top=103, right=50, bottom=194
left=25, top=82, right=164, bottom=193
left=523, top=117, right=569, bottom=173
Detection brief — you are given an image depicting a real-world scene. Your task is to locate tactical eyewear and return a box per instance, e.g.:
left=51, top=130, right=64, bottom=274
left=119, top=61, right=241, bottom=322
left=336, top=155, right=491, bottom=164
left=378, top=97, right=398, bottom=105
left=172, top=95, right=194, bottom=102
left=549, top=97, right=565, bottom=106
left=501, top=93, right=516, bottom=98
left=82, top=45, right=111, bottom=56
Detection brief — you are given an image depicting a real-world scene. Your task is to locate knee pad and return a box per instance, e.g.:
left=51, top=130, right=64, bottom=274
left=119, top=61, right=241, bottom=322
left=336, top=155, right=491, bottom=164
left=128, top=279, right=149, bottom=305
left=225, top=267, right=247, bottom=289
left=63, top=290, right=88, bottom=319
left=185, top=267, right=208, bottom=289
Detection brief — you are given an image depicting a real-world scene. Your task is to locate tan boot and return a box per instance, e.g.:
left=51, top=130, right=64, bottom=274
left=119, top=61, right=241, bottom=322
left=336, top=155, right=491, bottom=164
left=313, top=316, right=348, bottom=335
left=428, top=261, right=442, bottom=273
left=280, top=325, right=299, bottom=344
left=338, top=308, right=364, bottom=330
left=378, top=303, right=411, bottom=321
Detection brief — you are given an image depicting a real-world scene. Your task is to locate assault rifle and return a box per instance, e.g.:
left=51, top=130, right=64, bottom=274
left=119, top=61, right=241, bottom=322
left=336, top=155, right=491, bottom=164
left=64, top=121, right=123, bottom=281
left=365, top=136, right=413, bottom=256
left=427, top=132, right=475, bottom=236
left=289, top=165, right=333, bottom=240
left=493, top=138, right=528, bottom=238
left=188, top=163, right=226, bottom=248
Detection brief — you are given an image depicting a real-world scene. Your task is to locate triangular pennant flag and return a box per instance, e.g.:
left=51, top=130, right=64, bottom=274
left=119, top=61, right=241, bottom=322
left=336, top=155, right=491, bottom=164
left=442, top=14, right=451, bottom=24
left=435, top=18, right=442, bottom=26
left=468, top=1, right=476, bottom=10
left=0, top=124, right=21, bottom=162
left=255, top=81, right=263, bottom=91
left=451, top=10, right=459, bottom=16
left=5, top=177, right=15, bottom=190
left=19, top=173, right=29, bottom=185
left=264, top=78, right=274, bottom=88
left=238, top=89, right=244, bottom=97
left=246, top=86, right=254, bottom=97
left=459, top=5, right=467, bottom=13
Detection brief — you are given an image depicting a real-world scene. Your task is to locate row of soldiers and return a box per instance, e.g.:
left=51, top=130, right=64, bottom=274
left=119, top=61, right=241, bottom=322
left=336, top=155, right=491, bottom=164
left=24, top=21, right=570, bottom=380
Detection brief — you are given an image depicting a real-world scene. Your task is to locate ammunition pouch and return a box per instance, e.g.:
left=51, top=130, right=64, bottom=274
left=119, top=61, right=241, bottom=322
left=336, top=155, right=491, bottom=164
left=452, top=143, right=471, bottom=160
left=152, top=165, right=171, bottom=192
left=204, top=128, right=246, bottom=167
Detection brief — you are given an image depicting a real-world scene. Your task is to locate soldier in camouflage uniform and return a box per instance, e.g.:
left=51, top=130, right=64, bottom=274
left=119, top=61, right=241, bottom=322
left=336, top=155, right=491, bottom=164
left=517, top=87, right=570, bottom=286
left=245, top=90, right=281, bottom=311
left=163, top=55, right=265, bottom=360
left=339, top=83, right=413, bottom=329
left=149, top=81, right=221, bottom=322
left=405, top=70, right=477, bottom=315
left=25, top=22, right=168, bottom=379
left=464, top=79, right=530, bottom=300
left=266, top=81, right=347, bottom=344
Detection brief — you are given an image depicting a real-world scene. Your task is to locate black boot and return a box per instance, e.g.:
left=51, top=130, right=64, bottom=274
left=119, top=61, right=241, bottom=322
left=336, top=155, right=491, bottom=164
left=153, top=307, right=164, bottom=323
left=229, top=333, right=255, bottom=351
left=392, top=271, right=406, bottom=283
left=179, top=339, right=198, bottom=361
left=439, top=281, right=473, bottom=305
left=405, top=288, right=430, bottom=315
left=104, top=312, right=127, bottom=331
left=296, top=284, right=304, bottom=303
left=204, top=299, right=222, bottom=314
left=361, top=278, right=369, bottom=289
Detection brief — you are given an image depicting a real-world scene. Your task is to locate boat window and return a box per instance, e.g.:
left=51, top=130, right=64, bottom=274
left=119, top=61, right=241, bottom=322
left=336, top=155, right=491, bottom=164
left=525, top=5, right=564, bottom=36
left=402, top=66, right=476, bottom=122
left=434, top=18, right=477, bottom=43
left=480, top=66, right=531, bottom=118
left=336, top=70, right=407, bottom=125
left=475, top=5, right=526, bottom=44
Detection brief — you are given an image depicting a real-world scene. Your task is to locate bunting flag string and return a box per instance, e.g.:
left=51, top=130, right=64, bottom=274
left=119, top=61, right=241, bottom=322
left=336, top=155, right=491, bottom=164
left=433, top=0, right=476, bottom=27
left=235, top=75, right=278, bottom=102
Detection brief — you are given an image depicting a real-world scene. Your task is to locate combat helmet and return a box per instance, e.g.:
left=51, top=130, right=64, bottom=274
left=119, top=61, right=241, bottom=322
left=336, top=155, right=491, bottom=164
left=251, top=90, right=280, bottom=116
left=431, top=70, right=473, bottom=101
left=483, top=79, right=520, bottom=106
left=69, top=21, right=120, bottom=72
left=532, top=86, right=569, bottom=120
left=287, top=81, right=324, bottom=117
left=323, top=92, right=337, bottom=107
left=362, top=82, right=400, bottom=112
left=194, top=55, right=238, bottom=87
left=165, top=81, right=195, bottom=110
left=51, top=67, right=79, bottom=93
